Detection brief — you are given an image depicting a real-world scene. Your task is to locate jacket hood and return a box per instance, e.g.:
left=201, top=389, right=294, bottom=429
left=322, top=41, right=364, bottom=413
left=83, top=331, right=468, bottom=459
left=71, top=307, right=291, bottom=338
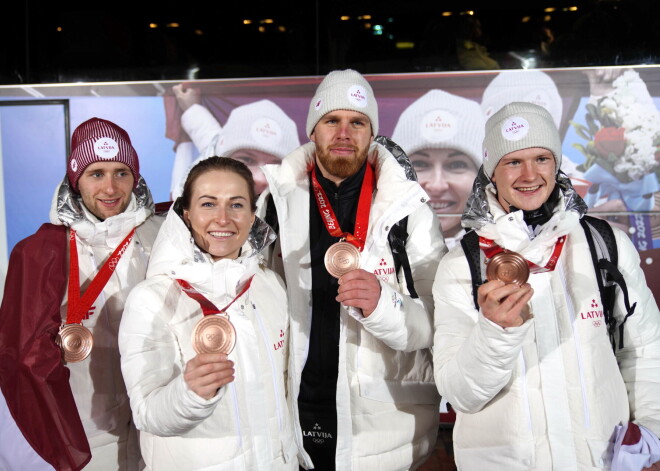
left=461, top=166, right=588, bottom=232
left=146, top=199, right=276, bottom=296
left=49, top=176, right=155, bottom=245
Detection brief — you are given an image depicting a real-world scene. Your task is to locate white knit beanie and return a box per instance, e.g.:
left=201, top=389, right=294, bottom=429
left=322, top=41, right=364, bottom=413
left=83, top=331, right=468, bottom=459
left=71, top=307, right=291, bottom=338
left=481, top=70, right=563, bottom=129
left=483, top=102, right=562, bottom=178
left=215, top=99, right=300, bottom=159
left=306, top=69, right=378, bottom=138
left=391, top=89, right=484, bottom=167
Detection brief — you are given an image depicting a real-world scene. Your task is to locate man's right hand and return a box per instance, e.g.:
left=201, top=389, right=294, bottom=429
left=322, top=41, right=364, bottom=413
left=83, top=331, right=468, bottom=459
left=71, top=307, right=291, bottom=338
left=172, top=84, right=201, bottom=112
left=477, top=280, right=534, bottom=328
left=184, top=353, right=235, bottom=400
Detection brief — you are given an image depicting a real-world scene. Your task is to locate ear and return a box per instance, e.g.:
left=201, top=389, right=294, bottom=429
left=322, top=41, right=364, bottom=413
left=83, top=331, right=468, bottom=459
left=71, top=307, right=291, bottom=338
left=310, top=131, right=316, bottom=143
left=183, top=209, right=191, bottom=228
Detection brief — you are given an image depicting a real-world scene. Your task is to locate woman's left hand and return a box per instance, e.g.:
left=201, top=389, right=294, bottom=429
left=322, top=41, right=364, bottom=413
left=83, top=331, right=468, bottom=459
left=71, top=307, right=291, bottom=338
left=184, top=353, right=235, bottom=400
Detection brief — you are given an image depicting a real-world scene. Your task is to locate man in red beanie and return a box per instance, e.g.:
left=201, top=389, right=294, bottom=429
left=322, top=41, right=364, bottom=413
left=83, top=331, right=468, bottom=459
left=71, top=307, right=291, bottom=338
left=0, top=118, right=162, bottom=471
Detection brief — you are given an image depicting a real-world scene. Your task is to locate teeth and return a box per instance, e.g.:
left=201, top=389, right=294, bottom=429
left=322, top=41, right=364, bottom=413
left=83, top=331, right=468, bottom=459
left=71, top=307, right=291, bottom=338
left=102, top=200, right=118, bottom=204
left=431, top=201, right=454, bottom=210
left=209, top=231, right=233, bottom=237
left=517, top=185, right=540, bottom=192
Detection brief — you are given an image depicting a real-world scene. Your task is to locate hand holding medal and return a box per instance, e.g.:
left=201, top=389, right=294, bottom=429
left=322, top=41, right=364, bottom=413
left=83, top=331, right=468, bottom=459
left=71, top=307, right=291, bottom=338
left=312, top=164, right=381, bottom=316
left=477, top=235, right=567, bottom=328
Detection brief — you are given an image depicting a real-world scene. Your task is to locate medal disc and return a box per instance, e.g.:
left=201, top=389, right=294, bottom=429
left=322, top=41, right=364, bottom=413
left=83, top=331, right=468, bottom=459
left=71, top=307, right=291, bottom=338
left=192, top=315, right=236, bottom=355
left=486, top=252, right=529, bottom=285
left=324, top=241, right=360, bottom=278
left=56, top=324, right=93, bottom=363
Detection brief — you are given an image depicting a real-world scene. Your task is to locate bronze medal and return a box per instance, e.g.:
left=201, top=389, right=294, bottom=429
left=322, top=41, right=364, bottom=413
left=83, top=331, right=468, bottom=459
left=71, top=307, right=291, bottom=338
left=486, top=252, right=529, bottom=285
left=56, top=324, right=93, bottom=363
left=324, top=241, right=361, bottom=278
left=192, top=315, right=236, bottom=355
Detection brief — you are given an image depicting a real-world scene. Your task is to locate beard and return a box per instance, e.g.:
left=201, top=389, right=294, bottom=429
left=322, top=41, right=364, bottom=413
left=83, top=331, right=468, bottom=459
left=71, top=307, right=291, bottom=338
left=315, top=144, right=369, bottom=180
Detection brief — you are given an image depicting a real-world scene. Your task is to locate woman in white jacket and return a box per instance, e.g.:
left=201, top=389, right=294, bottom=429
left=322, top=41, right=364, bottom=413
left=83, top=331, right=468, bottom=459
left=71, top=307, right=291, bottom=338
left=119, top=157, right=298, bottom=470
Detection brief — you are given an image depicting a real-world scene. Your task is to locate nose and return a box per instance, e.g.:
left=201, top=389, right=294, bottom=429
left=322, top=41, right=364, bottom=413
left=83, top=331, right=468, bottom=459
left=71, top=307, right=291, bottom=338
left=253, top=170, right=267, bottom=195
left=103, top=175, right=118, bottom=195
left=424, top=166, right=449, bottom=193
left=520, top=161, right=536, bottom=180
left=214, top=206, right=229, bottom=224
left=336, top=121, right=350, bottom=139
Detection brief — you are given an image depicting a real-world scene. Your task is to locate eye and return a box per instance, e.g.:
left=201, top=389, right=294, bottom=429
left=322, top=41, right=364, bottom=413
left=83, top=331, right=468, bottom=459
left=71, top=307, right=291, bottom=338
left=537, top=156, right=551, bottom=163
left=351, top=120, right=366, bottom=127
left=446, top=160, right=470, bottom=172
left=231, top=202, right=244, bottom=209
left=201, top=201, right=214, bottom=208
left=411, top=159, right=430, bottom=170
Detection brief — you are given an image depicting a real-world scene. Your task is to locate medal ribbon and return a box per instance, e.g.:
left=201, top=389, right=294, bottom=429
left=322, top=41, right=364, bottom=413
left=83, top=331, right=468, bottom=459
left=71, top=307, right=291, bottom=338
left=66, top=228, right=136, bottom=325
left=310, top=163, right=375, bottom=251
left=479, top=235, right=567, bottom=274
left=176, top=276, right=254, bottom=316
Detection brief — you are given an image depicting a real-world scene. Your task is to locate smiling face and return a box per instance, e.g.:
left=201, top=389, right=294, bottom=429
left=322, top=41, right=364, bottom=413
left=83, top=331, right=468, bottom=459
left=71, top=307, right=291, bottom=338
left=311, top=109, right=373, bottom=185
left=77, top=162, right=134, bottom=221
left=411, top=147, right=478, bottom=237
left=183, top=169, right=256, bottom=261
left=228, top=148, right=280, bottom=195
left=491, top=147, right=556, bottom=212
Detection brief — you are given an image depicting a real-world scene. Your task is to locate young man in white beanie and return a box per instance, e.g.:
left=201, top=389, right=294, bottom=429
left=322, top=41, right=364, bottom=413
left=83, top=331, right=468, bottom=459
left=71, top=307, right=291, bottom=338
left=257, top=69, right=446, bottom=470
left=0, top=118, right=162, bottom=471
left=392, top=89, right=484, bottom=248
left=432, top=102, right=660, bottom=470
left=172, top=84, right=300, bottom=196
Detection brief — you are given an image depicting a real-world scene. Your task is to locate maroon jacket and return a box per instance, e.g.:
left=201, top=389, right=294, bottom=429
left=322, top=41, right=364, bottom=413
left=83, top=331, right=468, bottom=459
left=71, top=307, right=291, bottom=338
left=0, top=223, right=91, bottom=471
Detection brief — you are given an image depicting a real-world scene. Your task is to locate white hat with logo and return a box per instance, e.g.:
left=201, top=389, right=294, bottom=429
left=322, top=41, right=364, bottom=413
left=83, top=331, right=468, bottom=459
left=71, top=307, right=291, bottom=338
left=215, top=99, right=300, bottom=159
left=483, top=101, right=562, bottom=178
left=481, top=70, right=563, bottom=129
left=306, top=69, right=378, bottom=138
left=391, top=89, right=484, bottom=167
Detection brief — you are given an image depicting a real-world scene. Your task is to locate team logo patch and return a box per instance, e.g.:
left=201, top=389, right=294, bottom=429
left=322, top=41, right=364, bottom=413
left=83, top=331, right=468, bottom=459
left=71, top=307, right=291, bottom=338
left=93, top=137, right=120, bottom=159
left=420, top=109, right=458, bottom=142
left=578, top=298, right=605, bottom=328
left=347, top=85, right=368, bottom=108
left=501, top=116, right=530, bottom=141
left=250, top=117, right=283, bottom=146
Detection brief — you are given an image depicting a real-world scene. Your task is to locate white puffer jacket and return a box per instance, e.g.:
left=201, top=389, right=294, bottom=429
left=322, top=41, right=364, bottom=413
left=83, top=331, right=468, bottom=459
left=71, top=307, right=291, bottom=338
left=119, top=205, right=298, bottom=471
left=258, top=141, right=446, bottom=470
left=433, top=181, right=660, bottom=470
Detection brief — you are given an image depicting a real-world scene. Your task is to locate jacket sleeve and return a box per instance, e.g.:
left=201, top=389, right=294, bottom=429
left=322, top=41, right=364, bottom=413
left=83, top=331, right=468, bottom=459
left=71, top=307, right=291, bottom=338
left=432, top=247, right=532, bottom=414
left=359, top=202, right=447, bottom=351
left=119, top=282, right=224, bottom=437
left=612, top=229, right=660, bottom=436
left=180, top=104, right=222, bottom=154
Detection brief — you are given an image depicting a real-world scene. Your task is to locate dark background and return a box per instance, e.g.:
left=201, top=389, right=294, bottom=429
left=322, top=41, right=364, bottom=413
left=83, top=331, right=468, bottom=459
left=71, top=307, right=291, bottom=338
left=1, top=0, right=659, bottom=85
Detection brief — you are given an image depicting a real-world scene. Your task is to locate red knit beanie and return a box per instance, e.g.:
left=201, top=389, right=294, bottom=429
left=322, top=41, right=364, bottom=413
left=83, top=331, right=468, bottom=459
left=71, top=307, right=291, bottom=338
left=67, top=117, right=140, bottom=191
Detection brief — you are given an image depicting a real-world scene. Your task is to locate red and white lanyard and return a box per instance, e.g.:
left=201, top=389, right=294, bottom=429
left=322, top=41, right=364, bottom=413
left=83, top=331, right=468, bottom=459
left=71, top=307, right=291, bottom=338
left=64, top=228, right=136, bottom=325
left=176, top=276, right=254, bottom=316
left=310, top=163, right=375, bottom=251
left=479, top=235, right=567, bottom=274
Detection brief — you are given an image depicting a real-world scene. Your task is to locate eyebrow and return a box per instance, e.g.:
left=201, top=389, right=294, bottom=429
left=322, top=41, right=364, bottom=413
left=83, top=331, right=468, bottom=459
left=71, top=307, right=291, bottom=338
left=196, top=195, right=248, bottom=201
left=412, top=150, right=468, bottom=158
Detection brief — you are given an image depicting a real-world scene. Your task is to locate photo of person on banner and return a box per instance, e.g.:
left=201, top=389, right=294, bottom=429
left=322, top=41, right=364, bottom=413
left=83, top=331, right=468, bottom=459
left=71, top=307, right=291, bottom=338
left=170, top=84, right=300, bottom=198
left=567, top=68, right=660, bottom=251
left=392, top=89, right=484, bottom=248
